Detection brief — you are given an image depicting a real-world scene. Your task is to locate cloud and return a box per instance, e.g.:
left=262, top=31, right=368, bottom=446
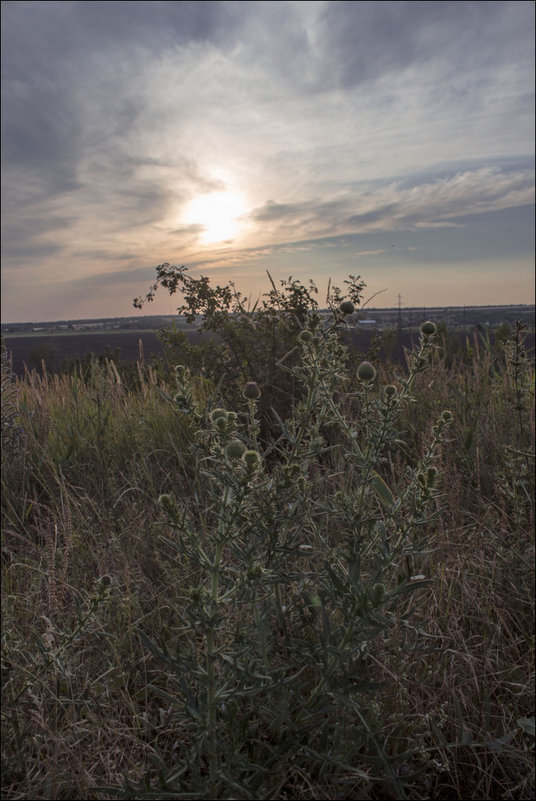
left=1, top=1, right=533, bottom=321
left=244, top=163, right=534, bottom=243
left=317, top=1, right=535, bottom=89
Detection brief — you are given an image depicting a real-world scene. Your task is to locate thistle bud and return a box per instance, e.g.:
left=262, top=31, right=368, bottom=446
left=426, top=466, right=438, bottom=485
left=384, top=384, right=397, bottom=398
left=225, top=439, right=247, bottom=460
left=420, top=321, right=437, bottom=336
left=299, top=330, right=313, bottom=343
left=339, top=300, right=355, bottom=315
left=214, top=416, right=228, bottom=432
left=158, top=493, right=175, bottom=514
left=243, top=381, right=261, bottom=400
left=99, top=575, right=112, bottom=592
left=372, top=583, right=385, bottom=605
left=441, top=410, right=453, bottom=424
left=242, top=449, right=260, bottom=468
left=210, top=408, right=228, bottom=424
left=357, top=360, right=376, bottom=382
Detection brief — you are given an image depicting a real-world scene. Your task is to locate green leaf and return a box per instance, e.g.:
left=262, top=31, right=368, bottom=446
left=370, top=471, right=396, bottom=509
left=518, top=717, right=535, bottom=737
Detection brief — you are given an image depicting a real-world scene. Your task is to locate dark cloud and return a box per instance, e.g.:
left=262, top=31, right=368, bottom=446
left=317, top=1, right=534, bottom=88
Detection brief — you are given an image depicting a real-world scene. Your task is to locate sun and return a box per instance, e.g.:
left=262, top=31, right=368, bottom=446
left=183, top=190, right=247, bottom=244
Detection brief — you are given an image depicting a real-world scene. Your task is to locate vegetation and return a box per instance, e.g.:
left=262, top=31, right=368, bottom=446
left=1, top=269, right=534, bottom=800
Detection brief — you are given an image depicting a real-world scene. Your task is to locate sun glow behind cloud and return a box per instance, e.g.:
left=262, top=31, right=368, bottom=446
left=182, top=190, right=249, bottom=245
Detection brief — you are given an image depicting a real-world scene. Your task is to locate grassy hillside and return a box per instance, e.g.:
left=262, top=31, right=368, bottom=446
left=1, top=278, right=534, bottom=800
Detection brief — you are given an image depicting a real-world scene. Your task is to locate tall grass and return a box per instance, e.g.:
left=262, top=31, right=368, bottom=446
left=1, top=310, right=534, bottom=800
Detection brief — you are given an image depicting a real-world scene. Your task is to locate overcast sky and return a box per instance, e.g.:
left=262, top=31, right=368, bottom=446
left=1, top=0, right=534, bottom=322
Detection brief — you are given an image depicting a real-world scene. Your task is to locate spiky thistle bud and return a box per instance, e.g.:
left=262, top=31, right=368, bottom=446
left=242, top=449, right=260, bottom=468
left=158, top=494, right=176, bottom=514
left=384, top=384, right=397, bottom=398
left=372, top=583, right=385, bottom=605
left=225, top=439, right=247, bottom=460
left=339, top=300, right=355, bottom=315
left=210, top=408, right=228, bottom=423
left=426, top=466, right=438, bottom=485
left=420, top=321, right=437, bottom=336
left=357, top=360, right=376, bottom=382
left=243, top=381, right=261, bottom=400
left=214, top=416, right=228, bottom=433
left=299, top=330, right=313, bottom=343
left=99, top=575, right=112, bottom=592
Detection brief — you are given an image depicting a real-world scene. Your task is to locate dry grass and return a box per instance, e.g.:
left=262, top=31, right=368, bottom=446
left=1, top=326, right=534, bottom=800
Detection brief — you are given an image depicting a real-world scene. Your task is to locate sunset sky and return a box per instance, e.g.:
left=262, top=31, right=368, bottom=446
left=1, top=0, right=534, bottom=323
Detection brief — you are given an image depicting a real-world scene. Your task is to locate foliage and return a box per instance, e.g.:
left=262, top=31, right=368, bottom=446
left=135, top=264, right=367, bottom=438
left=1, top=272, right=534, bottom=800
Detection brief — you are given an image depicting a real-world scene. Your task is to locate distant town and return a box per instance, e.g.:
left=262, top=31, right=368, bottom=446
left=2, top=304, right=535, bottom=336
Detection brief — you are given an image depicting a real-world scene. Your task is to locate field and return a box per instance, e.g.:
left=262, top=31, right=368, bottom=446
left=1, top=277, right=535, bottom=800
left=6, top=327, right=533, bottom=379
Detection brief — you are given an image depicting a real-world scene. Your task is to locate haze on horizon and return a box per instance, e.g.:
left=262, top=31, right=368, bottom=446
left=1, top=1, right=534, bottom=324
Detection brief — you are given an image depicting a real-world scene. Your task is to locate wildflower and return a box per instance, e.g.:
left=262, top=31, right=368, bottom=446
left=225, top=439, right=247, bottom=460
left=243, top=381, right=261, bottom=400
left=339, top=300, right=355, bottom=315
left=420, top=320, right=437, bottom=336
left=357, top=360, right=376, bottom=382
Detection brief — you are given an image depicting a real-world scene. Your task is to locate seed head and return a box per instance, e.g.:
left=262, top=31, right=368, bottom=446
left=426, top=466, right=438, bottom=485
left=243, top=381, right=261, bottom=400
left=99, top=575, right=112, bottom=591
left=242, top=449, right=260, bottom=468
left=214, top=416, right=228, bottom=432
left=225, top=438, right=247, bottom=460
left=158, top=494, right=176, bottom=514
left=357, top=360, right=376, bottom=382
left=339, top=300, right=355, bottom=316
left=372, top=583, right=385, bottom=605
left=420, top=320, right=437, bottom=336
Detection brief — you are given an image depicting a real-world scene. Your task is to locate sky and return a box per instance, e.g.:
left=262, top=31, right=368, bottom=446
left=1, top=0, right=534, bottom=323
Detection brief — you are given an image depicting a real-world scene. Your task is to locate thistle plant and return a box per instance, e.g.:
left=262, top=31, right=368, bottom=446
left=124, top=307, right=455, bottom=800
